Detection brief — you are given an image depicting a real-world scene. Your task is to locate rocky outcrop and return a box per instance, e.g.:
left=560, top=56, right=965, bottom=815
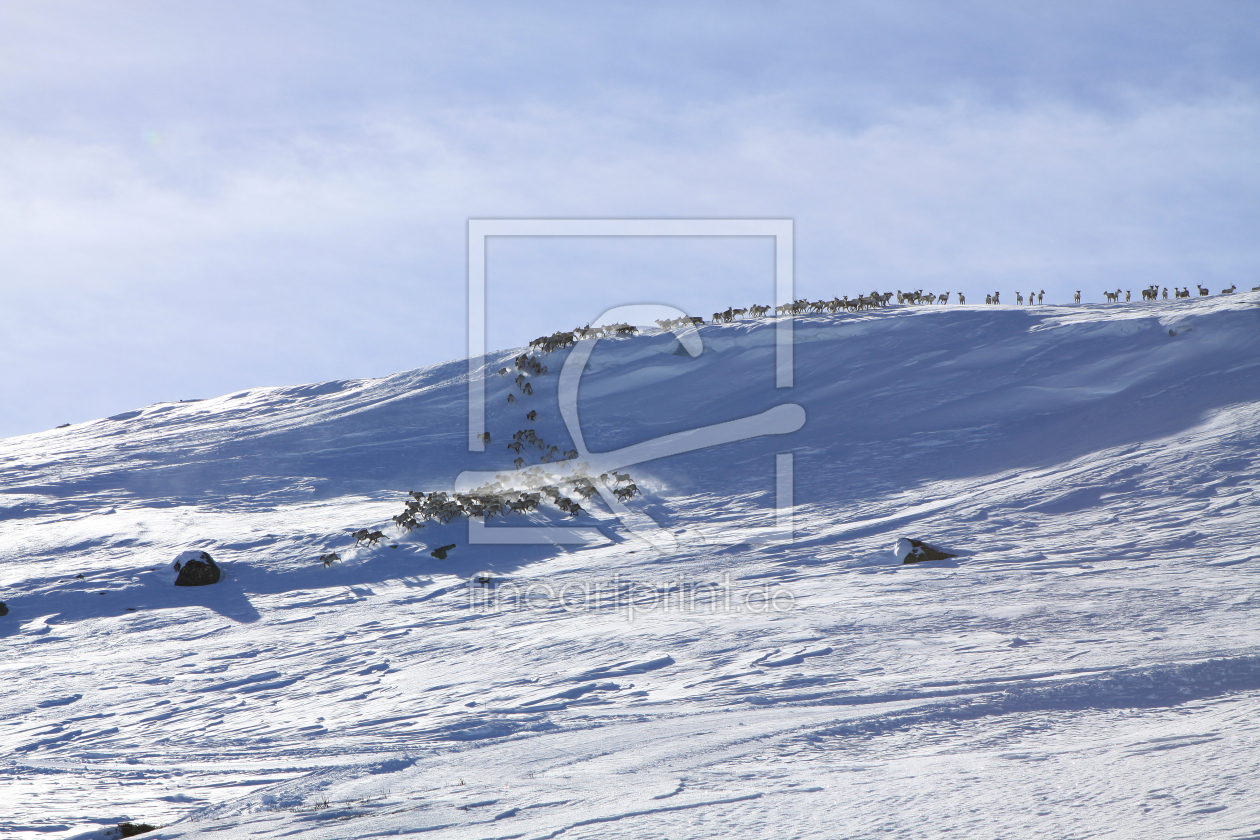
left=173, top=550, right=221, bottom=586
left=0, top=601, right=8, bottom=617
left=895, top=538, right=957, bottom=564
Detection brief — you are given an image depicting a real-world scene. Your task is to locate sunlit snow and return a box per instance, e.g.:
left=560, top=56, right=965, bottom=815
left=3, top=296, right=1259, bottom=839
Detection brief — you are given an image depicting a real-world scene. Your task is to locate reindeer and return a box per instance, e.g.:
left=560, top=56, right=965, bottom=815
left=1015, top=292, right=1024, bottom=305
left=938, top=292, right=950, bottom=304
left=1103, top=290, right=1119, bottom=303
left=957, top=293, right=965, bottom=305
left=526, top=410, right=536, bottom=421
left=1125, top=291, right=1131, bottom=302
left=514, top=354, right=547, bottom=375
left=1037, top=290, right=1045, bottom=304
left=507, top=393, right=516, bottom=403
left=353, top=529, right=385, bottom=546
left=613, top=483, right=640, bottom=502
left=392, top=511, right=419, bottom=531
left=985, top=294, right=993, bottom=305
left=1162, top=287, right=1169, bottom=300
left=531, top=330, right=578, bottom=353
left=1074, top=291, right=1081, bottom=303
left=319, top=552, right=341, bottom=568
left=1221, top=284, right=1237, bottom=295
left=1198, top=284, right=1209, bottom=296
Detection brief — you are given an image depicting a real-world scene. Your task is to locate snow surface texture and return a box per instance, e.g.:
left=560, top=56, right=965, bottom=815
left=3, top=296, right=1260, bottom=839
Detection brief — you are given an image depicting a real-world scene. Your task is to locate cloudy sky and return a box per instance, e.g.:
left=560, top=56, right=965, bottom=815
left=2, top=1, right=1258, bottom=438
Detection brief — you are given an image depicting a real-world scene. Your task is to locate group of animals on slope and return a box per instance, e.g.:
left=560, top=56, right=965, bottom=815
left=1099, top=283, right=1241, bottom=303
left=327, top=346, right=639, bottom=567
left=524, top=283, right=1254, bottom=354
left=324, top=279, right=1253, bottom=566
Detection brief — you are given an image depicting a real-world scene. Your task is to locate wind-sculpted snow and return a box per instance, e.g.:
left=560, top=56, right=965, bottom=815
left=2, top=296, right=1259, bottom=839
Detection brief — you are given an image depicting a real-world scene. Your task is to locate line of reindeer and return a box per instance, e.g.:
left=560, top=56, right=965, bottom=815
left=519, top=282, right=1255, bottom=359
left=327, top=277, right=1256, bottom=564
left=1100, top=284, right=1241, bottom=303
left=328, top=342, right=640, bottom=564
left=382, top=468, right=640, bottom=534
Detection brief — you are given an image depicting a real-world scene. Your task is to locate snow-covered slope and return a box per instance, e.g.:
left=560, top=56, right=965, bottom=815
left=3, top=295, right=1260, bottom=839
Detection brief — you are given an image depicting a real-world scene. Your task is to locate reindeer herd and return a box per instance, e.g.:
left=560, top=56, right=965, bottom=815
left=326, top=341, right=640, bottom=566
left=1099, top=284, right=1243, bottom=303
left=325, top=278, right=1257, bottom=565
left=371, top=468, right=640, bottom=537
left=516, top=281, right=1256, bottom=364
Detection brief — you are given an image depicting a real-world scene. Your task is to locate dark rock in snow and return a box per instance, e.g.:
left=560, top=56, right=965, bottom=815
left=0, top=601, right=8, bottom=617
left=431, top=544, right=457, bottom=560
left=895, top=538, right=957, bottom=564
left=173, top=550, right=221, bottom=586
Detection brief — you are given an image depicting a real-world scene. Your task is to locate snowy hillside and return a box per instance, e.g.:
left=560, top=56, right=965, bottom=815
left=3, top=294, right=1260, bottom=840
